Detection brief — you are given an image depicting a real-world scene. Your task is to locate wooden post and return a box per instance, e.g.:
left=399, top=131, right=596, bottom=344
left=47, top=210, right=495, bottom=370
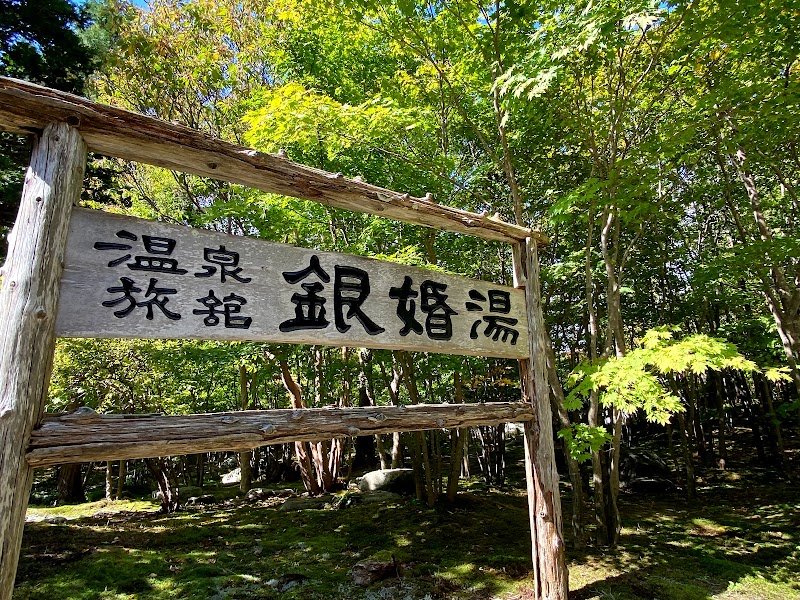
left=512, top=238, right=569, bottom=599
left=0, top=121, right=86, bottom=599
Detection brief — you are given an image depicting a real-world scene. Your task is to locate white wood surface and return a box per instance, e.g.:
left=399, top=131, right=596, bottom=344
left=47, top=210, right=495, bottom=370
left=56, top=209, right=529, bottom=359
left=0, top=123, right=86, bottom=600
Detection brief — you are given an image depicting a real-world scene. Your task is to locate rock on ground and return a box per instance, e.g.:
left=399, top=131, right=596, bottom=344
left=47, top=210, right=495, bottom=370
left=186, top=494, right=215, bottom=506
left=245, top=488, right=275, bottom=502
left=358, top=469, right=415, bottom=495
left=221, top=467, right=241, bottom=485
left=351, top=560, right=400, bottom=586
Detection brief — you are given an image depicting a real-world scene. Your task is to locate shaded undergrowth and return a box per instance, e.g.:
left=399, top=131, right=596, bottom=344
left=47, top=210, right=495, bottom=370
left=15, top=470, right=800, bottom=600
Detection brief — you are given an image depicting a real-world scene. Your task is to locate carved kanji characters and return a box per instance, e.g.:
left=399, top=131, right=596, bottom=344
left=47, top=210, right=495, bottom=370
left=94, top=230, right=187, bottom=274
left=102, top=276, right=181, bottom=321
left=194, top=291, right=252, bottom=328
left=194, top=245, right=251, bottom=283
left=279, top=255, right=331, bottom=332
left=334, top=266, right=384, bottom=335
left=466, top=289, right=519, bottom=345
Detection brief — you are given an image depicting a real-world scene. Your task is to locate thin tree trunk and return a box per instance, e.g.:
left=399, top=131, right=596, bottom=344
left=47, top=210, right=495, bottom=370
left=382, top=358, right=404, bottom=469
left=399, top=351, right=436, bottom=505
left=419, top=431, right=436, bottom=506
left=409, top=432, right=424, bottom=501
left=391, top=433, right=402, bottom=469
left=57, top=464, right=85, bottom=504
left=105, top=461, right=114, bottom=500
left=583, top=209, right=609, bottom=545
left=446, top=371, right=468, bottom=503
left=196, top=453, right=205, bottom=488
left=117, top=460, right=127, bottom=499
left=274, top=355, right=320, bottom=495
left=600, top=204, right=626, bottom=546
left=145, top=457, right=177, bottom=513
left=677, top=412, right=696, bottom=500
left=376, top=434, right=389, bottom=470
left=689, top=375, right=708, bottom=465
left=713, top=372, right=728, bottom=465
left=239, top=365, right=252, bottom=493
left=729, top=144, right=800, bottom=397
left=360, top=349, right=387, bottom=469
left=608, top=408, right=623, bottom=546
left=754, top=371, right=786, bottom=467
left=545, top=333, right=585, bottom=546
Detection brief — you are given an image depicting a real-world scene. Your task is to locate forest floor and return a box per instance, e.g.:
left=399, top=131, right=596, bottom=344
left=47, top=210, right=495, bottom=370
left=15, top=449, right=800, bottom=599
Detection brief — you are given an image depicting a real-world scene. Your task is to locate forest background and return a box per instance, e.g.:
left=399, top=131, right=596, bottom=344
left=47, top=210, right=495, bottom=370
left=1, top=0, right=798, bottom=556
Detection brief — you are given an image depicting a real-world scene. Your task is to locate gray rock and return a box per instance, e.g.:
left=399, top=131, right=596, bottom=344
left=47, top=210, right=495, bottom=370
left=152, top=485, right=203, bottom=502
left=245, top=488, right=274, bottom=502
left=26, top=515, right=69, bottom=524
left=186, top=494, right=215, bottom=506
left=351, top=561, right=399, bottom=586
left=358, top=469, right=415, bottom=495
left=627, top=477, right=676, bottom=495
left=620, top=447, right=671, bottom=482
left=221, top=467, right=241, bottom=485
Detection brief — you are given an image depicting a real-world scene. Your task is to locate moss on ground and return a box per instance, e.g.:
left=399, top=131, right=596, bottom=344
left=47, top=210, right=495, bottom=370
left=14, top=471, right=799, bottom=600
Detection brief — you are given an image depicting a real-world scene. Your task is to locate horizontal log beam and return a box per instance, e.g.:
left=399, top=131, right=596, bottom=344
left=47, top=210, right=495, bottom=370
left=27, top=402, right=534, bottom=468
left=0, top=77, right=543, bottom=245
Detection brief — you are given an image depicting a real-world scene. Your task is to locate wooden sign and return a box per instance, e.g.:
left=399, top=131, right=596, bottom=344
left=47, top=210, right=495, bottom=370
left=56, top=209, right=529, bottom=358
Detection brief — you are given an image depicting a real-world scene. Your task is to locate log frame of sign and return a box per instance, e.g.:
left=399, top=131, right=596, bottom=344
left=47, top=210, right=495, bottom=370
left=0, top=77, right=544, bottom=246
left=0, top=122, right=86, bottom=600
left=26, top=402, right=534, bottom=468
left=0, top=78, right=568, bottom=600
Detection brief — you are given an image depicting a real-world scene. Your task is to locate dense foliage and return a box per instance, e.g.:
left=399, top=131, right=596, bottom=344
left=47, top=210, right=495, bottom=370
left=20, top=0, right=797, bottom=544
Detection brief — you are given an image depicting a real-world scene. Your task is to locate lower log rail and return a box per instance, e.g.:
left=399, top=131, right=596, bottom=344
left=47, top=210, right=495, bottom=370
left=27, top=402, right=534, bottom=468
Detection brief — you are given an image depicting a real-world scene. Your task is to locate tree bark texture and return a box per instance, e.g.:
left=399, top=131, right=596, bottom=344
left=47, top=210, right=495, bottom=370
left=239, top=365, right=252, bottom=493
left=117, top=460, right=126, bottom=499
left=729, top=146, right=800, bottom=397
left=105, top=461, right=114, bottom=500
left=545, top=332, right=585, bottom=546
left=0, top=121, right=86, bottom=600
left=446, top=372, right=468, bottom=503
left=56, top=463, right=85, bottom=504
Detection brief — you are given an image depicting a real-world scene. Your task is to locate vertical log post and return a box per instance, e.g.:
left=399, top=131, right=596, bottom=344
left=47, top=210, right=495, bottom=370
left=0, top=122, right=86, bottom=599
left=512, top=238, right=569, bottom=599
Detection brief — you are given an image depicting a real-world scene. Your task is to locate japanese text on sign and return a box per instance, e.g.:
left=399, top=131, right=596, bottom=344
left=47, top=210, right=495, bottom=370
left=56, top=209, right=529, bottom=359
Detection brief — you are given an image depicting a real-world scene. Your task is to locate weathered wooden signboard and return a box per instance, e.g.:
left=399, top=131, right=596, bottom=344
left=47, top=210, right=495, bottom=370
left=57, top=208, right=529, bottom=358
left=0, top=78, right=567, bottom=600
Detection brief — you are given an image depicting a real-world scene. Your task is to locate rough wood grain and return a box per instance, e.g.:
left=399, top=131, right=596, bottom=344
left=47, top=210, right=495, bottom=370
left=0, top=123, right=86, bottom=600
left=27, top=402, right=534, bottom=468
left=56, top=209, right=529, bottom=359
left=0, top=77, right=545, bottom=245
left=513, top=238, right=569, bottom=600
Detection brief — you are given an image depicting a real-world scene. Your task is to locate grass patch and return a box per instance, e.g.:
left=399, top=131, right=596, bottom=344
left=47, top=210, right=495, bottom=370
left=16, top=453, right=800, bottom=599
left=26, top=498, right=159, bottom=520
